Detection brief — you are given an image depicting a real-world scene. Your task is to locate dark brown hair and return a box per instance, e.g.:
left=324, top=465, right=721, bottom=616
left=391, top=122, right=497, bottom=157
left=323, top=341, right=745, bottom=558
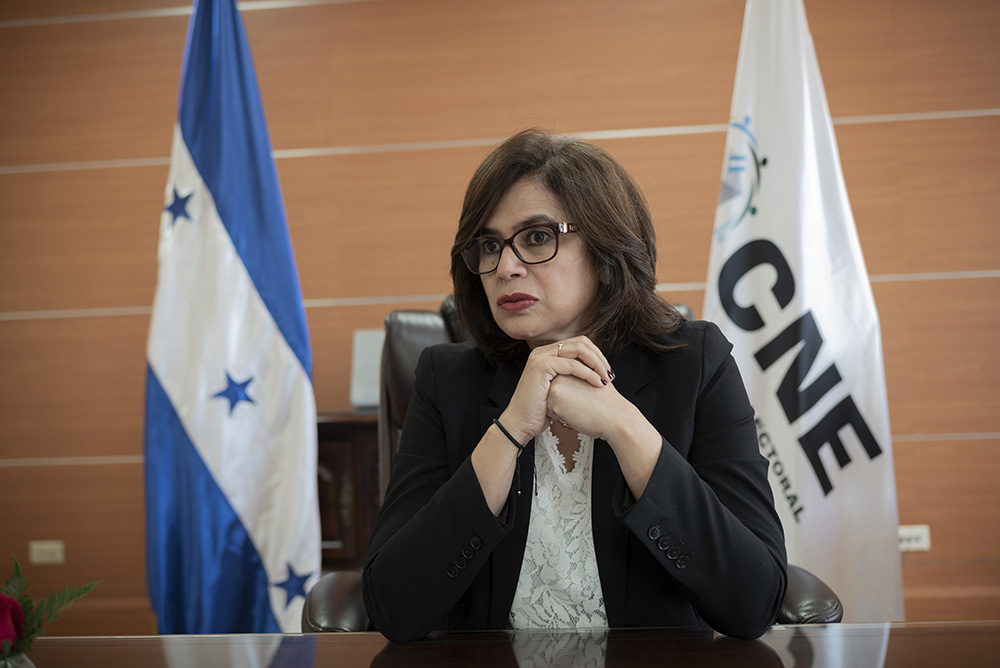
left=450, top=128, right=685, bottom=363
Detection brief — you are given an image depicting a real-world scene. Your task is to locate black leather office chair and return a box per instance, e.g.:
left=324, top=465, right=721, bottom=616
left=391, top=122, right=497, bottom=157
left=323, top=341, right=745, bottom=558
left=302, top=300, right=843, bottom=632
left=376, top=297, right=470, bottom=499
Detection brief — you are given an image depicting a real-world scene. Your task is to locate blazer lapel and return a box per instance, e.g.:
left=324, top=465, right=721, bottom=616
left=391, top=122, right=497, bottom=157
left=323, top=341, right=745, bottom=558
left=592, top=344, right=657, bottom=627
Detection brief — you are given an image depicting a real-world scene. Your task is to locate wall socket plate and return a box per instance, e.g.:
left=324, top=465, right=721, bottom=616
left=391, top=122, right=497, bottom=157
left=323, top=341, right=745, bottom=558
left=28, top=540, right=66, bottom=565
left=898, top=525, right=931, bottom=552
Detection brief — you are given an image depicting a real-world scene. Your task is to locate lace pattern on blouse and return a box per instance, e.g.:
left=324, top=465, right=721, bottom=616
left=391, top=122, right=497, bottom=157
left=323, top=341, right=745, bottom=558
left=508, top=425, right=608, bottom=629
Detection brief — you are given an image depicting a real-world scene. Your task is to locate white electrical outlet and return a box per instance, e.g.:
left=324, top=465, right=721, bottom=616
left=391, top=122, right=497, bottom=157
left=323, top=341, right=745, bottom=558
left=28, top=540, right=66, bottom=565
left=898, top=525, right=931, bottom=552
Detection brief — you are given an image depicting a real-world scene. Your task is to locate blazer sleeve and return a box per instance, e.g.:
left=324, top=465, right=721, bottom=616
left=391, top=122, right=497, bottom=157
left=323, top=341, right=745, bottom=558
left=616, top=322, right=787, bottom=639
left=362, top=347, right=515, bottom=643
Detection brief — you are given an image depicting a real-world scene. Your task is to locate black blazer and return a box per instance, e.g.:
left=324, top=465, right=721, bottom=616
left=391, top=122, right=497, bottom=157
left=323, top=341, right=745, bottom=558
left=362, top=321, right=787, bottom=642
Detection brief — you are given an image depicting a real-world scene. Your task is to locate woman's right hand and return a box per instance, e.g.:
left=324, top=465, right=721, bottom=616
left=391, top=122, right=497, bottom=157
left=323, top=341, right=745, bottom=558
left=472, top=336, right=613, bottom=515
left=498, top=336, right=614, bottom=444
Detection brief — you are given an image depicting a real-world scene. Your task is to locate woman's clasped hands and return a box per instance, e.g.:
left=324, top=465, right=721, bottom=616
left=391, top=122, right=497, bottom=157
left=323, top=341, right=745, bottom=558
left=499, top=336, right=624, bottom=447
left=493, top=335, right=663, bottom=502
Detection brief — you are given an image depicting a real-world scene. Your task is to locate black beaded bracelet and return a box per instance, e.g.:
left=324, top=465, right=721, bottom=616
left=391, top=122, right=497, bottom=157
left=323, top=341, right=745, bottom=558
left=492, top=418, right=525, bottom=452
left=492, top=418, right=535, bottom=496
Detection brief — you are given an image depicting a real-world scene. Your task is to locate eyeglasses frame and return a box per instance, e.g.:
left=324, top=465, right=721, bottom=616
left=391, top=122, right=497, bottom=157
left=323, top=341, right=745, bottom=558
left=461, top=221, right=578, bottom=275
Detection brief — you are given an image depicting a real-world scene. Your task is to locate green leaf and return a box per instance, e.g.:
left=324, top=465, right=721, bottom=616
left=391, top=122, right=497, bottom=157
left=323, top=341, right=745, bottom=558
left=1, top=575, right=28, bottom=602
left=1, top=556, right=101, bottom=658
left=20, top=598, right=35, bottom=625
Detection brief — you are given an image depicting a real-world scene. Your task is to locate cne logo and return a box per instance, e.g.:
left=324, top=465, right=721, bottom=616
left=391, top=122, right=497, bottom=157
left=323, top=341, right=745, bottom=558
left=714, top=115, right=767, bottom=241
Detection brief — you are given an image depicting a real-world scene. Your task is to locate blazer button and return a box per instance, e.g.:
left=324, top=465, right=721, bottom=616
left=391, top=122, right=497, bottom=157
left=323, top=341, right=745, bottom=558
left=657, top=537, right=670, bottom=551
left=666, top=546, right=680, bottom=560
left=447, top=565, right=460, bottom=578
left=676, top=555, right=690, bottom=569
left=470, top=536, right=482, bottom=550
left=455, top=557, right=468, bottom=569
left=648, top=526, right=661, bottom=540
left=462, top=546, right=475, bottom=559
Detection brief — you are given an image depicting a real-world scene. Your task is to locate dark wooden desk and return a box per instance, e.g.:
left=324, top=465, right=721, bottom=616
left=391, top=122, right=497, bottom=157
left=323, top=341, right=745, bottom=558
left=24, top=622, right=1000, bottom=667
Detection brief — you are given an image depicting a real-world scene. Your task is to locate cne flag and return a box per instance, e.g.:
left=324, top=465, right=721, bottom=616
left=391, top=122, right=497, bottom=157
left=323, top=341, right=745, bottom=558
left=144, top=0, right=320, bottom=633
left=702, top=0, right=904, bottom=621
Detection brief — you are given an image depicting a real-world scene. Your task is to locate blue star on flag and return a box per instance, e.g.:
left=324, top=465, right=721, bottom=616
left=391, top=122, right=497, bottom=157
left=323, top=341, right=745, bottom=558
left=274, top=564, right=312, bottom=609
left=212, top=372, right=255, bottom=415
left=164, top=187, right=193, bottom=225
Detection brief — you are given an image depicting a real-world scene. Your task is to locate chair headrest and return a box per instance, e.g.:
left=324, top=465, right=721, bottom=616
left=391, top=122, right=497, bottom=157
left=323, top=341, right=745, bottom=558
left=439, top=295, right=470, bottom=343
left=382, top=310, right=453, bottom=427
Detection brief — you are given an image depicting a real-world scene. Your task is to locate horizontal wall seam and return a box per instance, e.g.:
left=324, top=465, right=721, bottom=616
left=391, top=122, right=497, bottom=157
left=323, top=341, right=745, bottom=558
left=1, top=108, right=998, bottom=176
left=5, top=432, right=997, bottom=467
left=0, top=0, right=375, bottom=29
left=0, top=455, right=144, bottom=467
left=1, top=271, right=997, bottom=322
left=893, top=432, right=1000, bottom=442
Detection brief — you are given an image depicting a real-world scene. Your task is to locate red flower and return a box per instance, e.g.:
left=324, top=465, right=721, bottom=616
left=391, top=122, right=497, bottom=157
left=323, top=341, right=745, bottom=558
left=0, top=592, right=24, bottom=647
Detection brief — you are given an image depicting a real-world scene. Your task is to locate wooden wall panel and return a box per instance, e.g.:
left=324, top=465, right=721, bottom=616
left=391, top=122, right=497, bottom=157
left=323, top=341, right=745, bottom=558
left=876, top=279, right=1000, bottom=436
left=898, top=117, right=1000, bottom=273
left=0, top=168, right=165, bottom=312
left=895, top=438, right=1000, bottom=620
left=0, top=463, right=156, bottom=635
left=1, top=0, right=998, bottom=632
left=8, top=0, right=998, bottom=167
left=0, top=19, right=184, bottom=165
left=894, top=0, right=1000, bottom=112
left=280, top=150, right=476, bottom=301
left=896, top=440, right=1000, bottom=585
left=0, top=315, right=148, bottom=458
left=905, top=589, right=1000, bottom=624
left=247, top=0, right=746, bottom=150
left=805, top=0, right=897, bottom=117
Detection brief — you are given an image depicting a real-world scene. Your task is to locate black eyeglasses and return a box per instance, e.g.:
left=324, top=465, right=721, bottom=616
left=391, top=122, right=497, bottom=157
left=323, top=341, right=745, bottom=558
left=461, top=222, right=578, bottom=275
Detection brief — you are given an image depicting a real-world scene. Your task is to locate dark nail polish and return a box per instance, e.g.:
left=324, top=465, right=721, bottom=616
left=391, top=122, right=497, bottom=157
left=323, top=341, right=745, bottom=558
left=601, top=379, right=608, bottom=386
left=608, top=370, right=615, bottom=380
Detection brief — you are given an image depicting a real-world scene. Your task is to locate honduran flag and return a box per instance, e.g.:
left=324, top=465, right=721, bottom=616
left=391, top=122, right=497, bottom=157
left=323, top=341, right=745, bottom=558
left=144, top=0, right=320, bottom=633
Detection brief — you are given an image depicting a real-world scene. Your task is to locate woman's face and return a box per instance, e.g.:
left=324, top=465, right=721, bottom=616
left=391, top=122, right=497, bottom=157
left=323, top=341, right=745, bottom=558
left=478, top=178, right=599, bottom=349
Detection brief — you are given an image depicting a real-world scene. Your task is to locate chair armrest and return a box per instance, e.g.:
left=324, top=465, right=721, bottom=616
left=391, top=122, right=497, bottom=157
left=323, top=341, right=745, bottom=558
left=777, top=564, right=844, bottom=624
left=301, top=570, right=369, bottom=632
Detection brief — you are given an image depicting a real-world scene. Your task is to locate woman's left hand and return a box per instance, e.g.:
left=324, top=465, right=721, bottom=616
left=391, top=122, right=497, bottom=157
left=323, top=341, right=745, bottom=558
left=546, top=373, right=630, bottom=442
left=547, top=357, right=664, bottom=500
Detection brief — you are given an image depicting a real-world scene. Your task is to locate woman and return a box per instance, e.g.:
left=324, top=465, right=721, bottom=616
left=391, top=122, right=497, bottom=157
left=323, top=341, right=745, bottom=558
left=362, top=129, right=786, bottom=642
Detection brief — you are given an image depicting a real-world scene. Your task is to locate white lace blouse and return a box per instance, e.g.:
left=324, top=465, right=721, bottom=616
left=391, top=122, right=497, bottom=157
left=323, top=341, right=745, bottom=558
left=508, top=425, right=609, bottom=629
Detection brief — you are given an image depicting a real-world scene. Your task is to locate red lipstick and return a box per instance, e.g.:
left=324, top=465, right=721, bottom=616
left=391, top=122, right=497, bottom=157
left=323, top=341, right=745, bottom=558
left=497, top=292, right=538, bottom=313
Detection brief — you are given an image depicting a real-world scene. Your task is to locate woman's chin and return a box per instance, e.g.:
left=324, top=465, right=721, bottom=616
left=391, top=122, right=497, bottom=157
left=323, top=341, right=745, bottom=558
left=494, top=313, right=574, bottom=348
left=505, top=327, right=563, bottom=350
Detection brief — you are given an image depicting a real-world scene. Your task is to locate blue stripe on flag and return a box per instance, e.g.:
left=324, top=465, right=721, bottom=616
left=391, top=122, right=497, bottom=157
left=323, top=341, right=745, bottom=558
left=144, top=365, right=281, bottom=634
left=177, top=0, right=311, bottom=378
